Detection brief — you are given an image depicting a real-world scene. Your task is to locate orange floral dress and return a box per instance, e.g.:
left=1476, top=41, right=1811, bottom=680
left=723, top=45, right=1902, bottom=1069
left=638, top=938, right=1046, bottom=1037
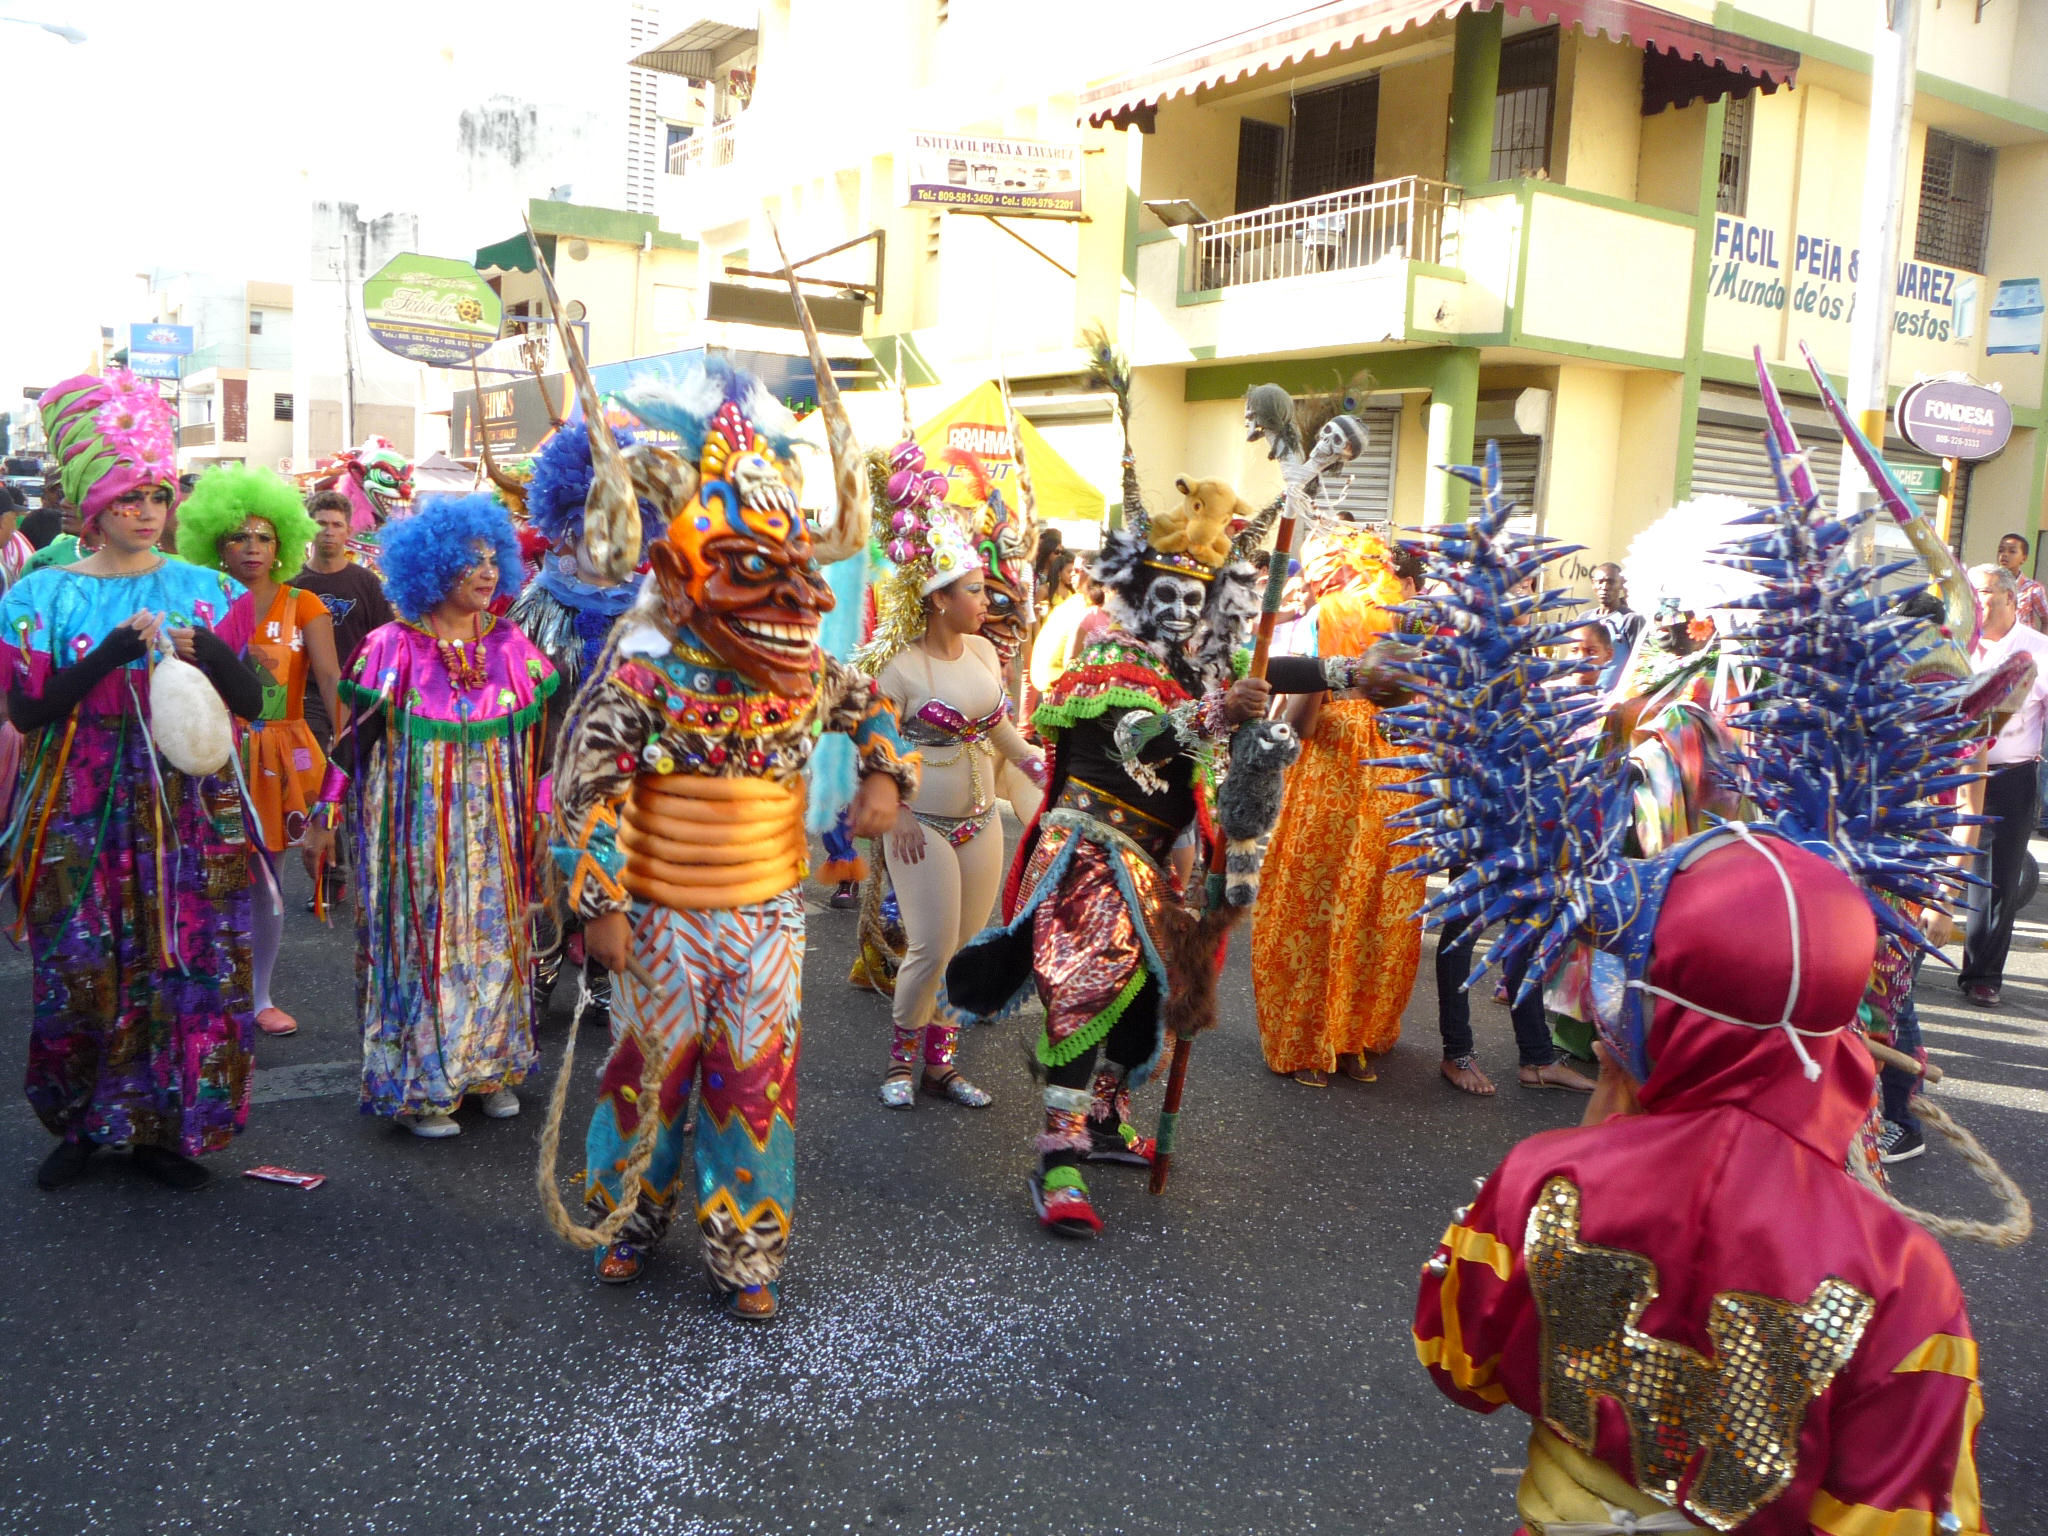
left=1251, top=589, right=1423, bottom=1073
left=222, top=585, right=329, bottom=851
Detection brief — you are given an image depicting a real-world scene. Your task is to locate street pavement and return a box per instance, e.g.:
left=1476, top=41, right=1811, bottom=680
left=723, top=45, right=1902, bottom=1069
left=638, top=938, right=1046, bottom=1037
left=1, top=841, right=2044, bottom=1536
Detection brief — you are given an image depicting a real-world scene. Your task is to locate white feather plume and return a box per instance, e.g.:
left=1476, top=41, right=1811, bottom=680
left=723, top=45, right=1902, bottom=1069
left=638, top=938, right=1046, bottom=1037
left=1621, top=495, right=1766, bottom=619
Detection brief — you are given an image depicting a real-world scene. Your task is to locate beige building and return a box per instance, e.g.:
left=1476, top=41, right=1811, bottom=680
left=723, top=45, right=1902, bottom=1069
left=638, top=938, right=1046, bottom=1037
left=150, top=276, right=311, bottom=475
left=632, top=1, right=2048, bottom=572
left=1096, top=0, right=2048, bottom=574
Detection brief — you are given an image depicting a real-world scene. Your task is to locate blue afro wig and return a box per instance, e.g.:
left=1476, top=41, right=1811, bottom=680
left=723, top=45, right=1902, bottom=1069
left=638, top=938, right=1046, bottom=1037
left=525, top=421, right=664, bottom=549
left=380, top=493, right=525, bottom=621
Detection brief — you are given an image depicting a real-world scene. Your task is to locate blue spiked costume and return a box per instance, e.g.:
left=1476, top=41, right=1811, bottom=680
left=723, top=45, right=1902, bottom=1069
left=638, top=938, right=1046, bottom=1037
left=1403, top=352, right=2020, bottom=1534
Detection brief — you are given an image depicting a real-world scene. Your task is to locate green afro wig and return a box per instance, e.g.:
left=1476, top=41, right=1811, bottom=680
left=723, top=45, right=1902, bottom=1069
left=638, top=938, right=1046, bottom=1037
left=176, top=463, right=318, bottom=581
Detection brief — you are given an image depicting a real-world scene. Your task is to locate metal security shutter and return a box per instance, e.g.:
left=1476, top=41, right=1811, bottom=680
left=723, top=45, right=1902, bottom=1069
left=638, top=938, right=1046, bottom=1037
left=1493, top=435, right=1542, bottom=534
left=1690, top=419, right=1843, bottom=506
left=1317, top=406, right=1402, bottom=523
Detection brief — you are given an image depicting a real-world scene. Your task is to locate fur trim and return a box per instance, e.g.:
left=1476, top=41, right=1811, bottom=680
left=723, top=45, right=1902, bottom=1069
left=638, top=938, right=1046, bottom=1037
left=1158, top=901, right=1244, bottom=1039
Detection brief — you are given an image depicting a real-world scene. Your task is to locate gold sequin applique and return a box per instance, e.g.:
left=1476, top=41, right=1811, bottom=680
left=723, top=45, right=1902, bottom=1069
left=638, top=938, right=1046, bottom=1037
left=1525, top=1177, right=1874, bottom=1531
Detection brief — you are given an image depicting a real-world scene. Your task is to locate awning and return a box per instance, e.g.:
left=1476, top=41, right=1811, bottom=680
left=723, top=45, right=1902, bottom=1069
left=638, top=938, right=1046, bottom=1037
left=914, top=382, right=1108, bottom=525
left=475, top=231, right=553, bottom=276
left=630, top=18, right=756, bottom=78
left=1080, top=0, right=1797, bottom=127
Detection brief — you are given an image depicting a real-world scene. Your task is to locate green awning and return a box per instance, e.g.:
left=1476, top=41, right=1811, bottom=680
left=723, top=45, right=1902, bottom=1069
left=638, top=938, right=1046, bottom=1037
left=475, top=231, right=555, bottom=276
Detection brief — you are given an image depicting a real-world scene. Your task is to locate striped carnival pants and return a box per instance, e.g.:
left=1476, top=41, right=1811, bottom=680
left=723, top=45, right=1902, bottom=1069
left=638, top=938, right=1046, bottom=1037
left=583, top=893, right=804, bottom=1292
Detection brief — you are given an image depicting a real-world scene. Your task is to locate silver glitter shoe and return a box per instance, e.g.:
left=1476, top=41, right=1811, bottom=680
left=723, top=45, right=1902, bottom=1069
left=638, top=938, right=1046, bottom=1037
left=920, top=1072, right=992, bottom=1108
left=878, top=1075, right=916, bottom=1109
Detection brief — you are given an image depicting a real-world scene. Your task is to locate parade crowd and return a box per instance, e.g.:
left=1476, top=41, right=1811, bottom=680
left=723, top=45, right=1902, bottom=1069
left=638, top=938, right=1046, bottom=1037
left=3, top=344, right=2015, bottom=1532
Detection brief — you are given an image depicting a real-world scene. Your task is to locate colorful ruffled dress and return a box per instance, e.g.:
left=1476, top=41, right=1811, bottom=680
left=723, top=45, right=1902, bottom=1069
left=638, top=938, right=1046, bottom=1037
left=0, top=562, right=255, bottom=1155
left=339, top=618, right=557, bottom=1117
left=217, top=584, right=328, bottom=849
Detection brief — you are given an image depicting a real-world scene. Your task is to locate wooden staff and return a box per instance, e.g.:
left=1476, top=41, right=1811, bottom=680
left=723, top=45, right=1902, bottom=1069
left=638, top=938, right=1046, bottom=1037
left=1150, top=398, right=1320, bottom=1196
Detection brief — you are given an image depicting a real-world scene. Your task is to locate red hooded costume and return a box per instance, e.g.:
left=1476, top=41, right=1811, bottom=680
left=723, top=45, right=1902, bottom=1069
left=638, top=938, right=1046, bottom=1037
left=1415, top=834, right=1986, bottom=1534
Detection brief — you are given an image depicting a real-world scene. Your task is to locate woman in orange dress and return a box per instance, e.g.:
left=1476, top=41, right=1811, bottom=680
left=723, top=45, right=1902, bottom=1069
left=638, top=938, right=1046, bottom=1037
left=1252, top=531, right=1424, bottom=1085
left=179, top=466, right=341, bottom=1038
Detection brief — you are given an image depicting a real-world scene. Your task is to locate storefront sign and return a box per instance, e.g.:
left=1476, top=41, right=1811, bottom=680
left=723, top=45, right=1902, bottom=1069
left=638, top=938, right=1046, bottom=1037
left=1896, top=377, right=2012, bottom=461
left=127, top=352, right=182, bottom=380
left=1706, top=217, right=1971, bottom=345
left=362, top=254, right=503, bottom=366
left=1891, top=461, right=1943, bottom=500
left=901, top=133, right=1082, bottom=219
left=129, top=323, right=193, bottom=356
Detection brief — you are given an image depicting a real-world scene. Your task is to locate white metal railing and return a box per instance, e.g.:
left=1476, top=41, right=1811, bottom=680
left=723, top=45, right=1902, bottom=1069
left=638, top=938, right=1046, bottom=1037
left=1190, top=177, right=1460, bottom=291
left=668, top=117, right=739, bottom=177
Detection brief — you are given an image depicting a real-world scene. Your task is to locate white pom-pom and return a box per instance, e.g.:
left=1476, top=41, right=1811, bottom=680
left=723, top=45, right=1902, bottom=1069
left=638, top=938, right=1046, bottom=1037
left=149, top=655, right=235, bottom=776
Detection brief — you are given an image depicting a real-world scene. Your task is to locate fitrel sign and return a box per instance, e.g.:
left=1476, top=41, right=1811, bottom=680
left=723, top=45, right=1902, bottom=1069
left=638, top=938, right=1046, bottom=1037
left=1896, top=378, right=2012, bottom=461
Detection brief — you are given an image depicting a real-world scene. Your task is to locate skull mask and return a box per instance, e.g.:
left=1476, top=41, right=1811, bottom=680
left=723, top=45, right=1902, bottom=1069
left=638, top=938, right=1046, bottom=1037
left=1135, top=572, right=1208, bottom=647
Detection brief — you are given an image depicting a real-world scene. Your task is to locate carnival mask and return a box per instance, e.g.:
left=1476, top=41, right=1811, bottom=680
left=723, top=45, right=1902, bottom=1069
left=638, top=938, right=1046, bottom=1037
left=350, top=442, right=412, bottom=521
left=652, top=399, right=832, bottom=696
left=1136, top=573, right=1208, bottom=646
left=979, top=570, right=1027, bottom=660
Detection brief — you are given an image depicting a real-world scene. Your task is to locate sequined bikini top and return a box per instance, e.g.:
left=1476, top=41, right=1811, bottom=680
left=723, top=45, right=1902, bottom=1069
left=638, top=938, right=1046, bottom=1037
left=899, top=695, right=1008, bottom=748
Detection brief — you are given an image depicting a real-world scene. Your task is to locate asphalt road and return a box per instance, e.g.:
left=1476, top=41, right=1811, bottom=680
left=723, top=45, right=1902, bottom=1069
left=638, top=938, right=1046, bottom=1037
left=1, top=846, right=2043, bottom=1536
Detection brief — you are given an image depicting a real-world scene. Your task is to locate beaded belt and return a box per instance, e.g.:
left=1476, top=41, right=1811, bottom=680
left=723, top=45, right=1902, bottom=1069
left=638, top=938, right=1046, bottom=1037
left=1056, top=777, right=1179, bottom=864
left=618, top=774, right=808, bottom=910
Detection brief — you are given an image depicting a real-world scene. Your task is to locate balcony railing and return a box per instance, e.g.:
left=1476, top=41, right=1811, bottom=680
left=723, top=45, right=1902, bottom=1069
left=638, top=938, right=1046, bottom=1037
left=1191, top=177, right=1460, bottom=291
left=668, top=117, right=738, bottom=177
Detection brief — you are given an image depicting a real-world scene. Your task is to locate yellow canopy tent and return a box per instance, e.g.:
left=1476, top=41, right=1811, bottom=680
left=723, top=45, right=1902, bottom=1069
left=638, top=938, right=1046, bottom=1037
left=913, top=381, right=1106, bottom=525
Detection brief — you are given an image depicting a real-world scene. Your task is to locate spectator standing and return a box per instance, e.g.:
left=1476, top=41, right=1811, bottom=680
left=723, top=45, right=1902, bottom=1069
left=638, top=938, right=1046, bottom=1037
left=1960, top=562, right=2048, bottom=1006
left=1997, top=531, right=2048, bottom=631
left=293, top=490, right=394, bottom=749
left=1589, top=561, right=1644, bottom=693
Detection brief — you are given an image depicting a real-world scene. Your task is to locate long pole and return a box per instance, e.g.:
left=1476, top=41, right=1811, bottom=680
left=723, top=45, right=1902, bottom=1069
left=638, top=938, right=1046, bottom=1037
left=1840, top=0, right=1918, bottom=546
left=1150, top=433, right=1315, bottom=1196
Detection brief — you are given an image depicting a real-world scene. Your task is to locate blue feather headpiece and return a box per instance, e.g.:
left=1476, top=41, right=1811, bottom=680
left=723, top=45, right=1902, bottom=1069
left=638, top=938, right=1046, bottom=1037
left=525, top=420, right=663, bottom=550
left=1378, top=352, right=1984, bottom=1081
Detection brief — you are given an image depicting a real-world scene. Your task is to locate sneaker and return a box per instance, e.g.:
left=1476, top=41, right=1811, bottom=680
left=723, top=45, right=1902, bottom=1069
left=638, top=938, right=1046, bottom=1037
left=479, top=1088, right=520, bottom=1120
left=828, top=882, right=859, bottom=910
left=36, top=1139, right=95, bottom=1190
left=1878, top=1122, right=1926, bottom=1164
left=255, top=1007, right=298, bottom=1037
left=397, top=1111, right=461, bottom=1139
left=1964, top=983, right=2001, bottom=1008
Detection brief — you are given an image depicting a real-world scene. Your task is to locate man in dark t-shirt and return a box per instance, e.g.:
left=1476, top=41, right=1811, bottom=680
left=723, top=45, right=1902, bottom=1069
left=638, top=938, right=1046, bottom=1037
left=295, top=490, right=394, bottom=748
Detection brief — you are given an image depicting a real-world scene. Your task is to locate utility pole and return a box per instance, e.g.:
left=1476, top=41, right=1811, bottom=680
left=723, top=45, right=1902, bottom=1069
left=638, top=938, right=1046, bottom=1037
left=1841, top=0, right=1919, bottom=546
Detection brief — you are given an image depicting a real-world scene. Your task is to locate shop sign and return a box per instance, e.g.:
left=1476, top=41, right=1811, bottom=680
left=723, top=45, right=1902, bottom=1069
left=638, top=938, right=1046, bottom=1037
left=129, top=323, right=193, bottom=356
left=1988, top=279, right=2044, bottom=356
left=1891, top=461, right=1944, bottom=500
left=127, top=352, right=181, bottom=380
left=362, top=254, right=503, bottom=366
left=1707, top=217, right=1973, bottom=345
left=1896, top=377, right=2011, bottom=461
left=901, top=132, right=1082, bottom=219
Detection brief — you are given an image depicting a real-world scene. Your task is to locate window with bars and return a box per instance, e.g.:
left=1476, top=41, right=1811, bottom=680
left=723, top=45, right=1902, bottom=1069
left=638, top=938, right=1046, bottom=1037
left=1915, top=129, right=1994, bottom=273
left=1288, top=76, right=1379, bottom=201
left=1491, top=29, right=1557, bottom=181
left=274, top=394, right=293, bottom=422
left=1717, top=92, right=1753, bottom=215
left=1235, top=118, right=1286, bottom=213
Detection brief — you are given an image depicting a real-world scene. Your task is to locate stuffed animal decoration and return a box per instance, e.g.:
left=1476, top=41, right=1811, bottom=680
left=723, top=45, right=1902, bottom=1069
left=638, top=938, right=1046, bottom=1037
left=1217, top=718, right=1300, bottom=906
left=1149, top=477, right=1244, bottom=570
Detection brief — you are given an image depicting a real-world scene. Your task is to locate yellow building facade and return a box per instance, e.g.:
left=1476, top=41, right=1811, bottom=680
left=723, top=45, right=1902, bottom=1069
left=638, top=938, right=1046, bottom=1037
left=1098, top=0, right=2048, bottom=578
left=648, top=0, right=2048, bottom=574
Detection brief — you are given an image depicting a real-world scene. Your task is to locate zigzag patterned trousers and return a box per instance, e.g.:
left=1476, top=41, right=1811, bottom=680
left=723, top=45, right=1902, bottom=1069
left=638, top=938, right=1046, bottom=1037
left=582, top=893, right=804, bottom=1292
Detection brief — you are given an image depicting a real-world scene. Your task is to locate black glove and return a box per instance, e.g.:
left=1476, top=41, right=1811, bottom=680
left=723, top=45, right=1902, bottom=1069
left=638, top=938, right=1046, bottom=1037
left=183, top=626, right=265, bottom=720
left=6, top=624, right=149, bottom=732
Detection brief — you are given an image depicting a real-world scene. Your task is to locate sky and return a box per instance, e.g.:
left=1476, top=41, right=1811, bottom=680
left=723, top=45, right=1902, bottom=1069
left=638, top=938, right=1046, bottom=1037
left=0, top=0, right=1282, bottom=418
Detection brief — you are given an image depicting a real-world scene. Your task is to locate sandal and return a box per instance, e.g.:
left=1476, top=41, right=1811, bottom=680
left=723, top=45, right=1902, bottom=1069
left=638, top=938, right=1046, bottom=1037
left=919, top=1069, right=992, bottom=1108
left=1520, top=1060, right=1596, bottom=1093
left=1031, top=1167, right=1103, bottom=1239
left=1337, top=1053, right=1377, bottom=1083
left=1440, top=1055, right=1497, bottom=1097
left=1292, top=1068, right=1330, bottom=1087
